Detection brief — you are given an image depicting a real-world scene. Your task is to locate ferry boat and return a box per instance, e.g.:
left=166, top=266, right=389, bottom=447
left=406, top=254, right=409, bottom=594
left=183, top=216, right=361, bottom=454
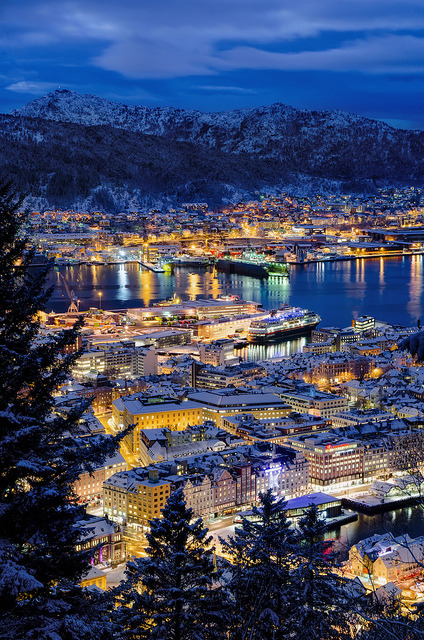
left=216, top=251, right=289, bottom=279
left=248, top=306, right=321, bottom=343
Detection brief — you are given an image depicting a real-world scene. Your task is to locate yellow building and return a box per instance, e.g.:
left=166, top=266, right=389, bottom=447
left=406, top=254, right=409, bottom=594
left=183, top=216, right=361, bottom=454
left=112, top=397, right=205, bottom=460
left=103, top=468, right=171, bottom=529
left=80, top=566, right=107, bottom=590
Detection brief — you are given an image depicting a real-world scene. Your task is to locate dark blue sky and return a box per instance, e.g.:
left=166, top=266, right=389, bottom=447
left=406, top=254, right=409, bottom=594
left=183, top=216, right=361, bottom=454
left=2, top=0, right=424, bottom=128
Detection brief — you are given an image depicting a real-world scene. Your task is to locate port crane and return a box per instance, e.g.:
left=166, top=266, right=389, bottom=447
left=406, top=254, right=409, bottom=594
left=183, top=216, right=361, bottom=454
left=59, top=273, right=80, bottom=313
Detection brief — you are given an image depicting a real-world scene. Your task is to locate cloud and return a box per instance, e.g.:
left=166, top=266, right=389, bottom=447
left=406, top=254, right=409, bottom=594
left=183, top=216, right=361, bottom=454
left=93, top=39, right=217, bottom=79
left=2, top=0, right=424, bottom=81
left=6, top=81, right=60, bottom=94
left=219, top=35, right=424, bottom=74
left=197, top=85, right=257, bottom=94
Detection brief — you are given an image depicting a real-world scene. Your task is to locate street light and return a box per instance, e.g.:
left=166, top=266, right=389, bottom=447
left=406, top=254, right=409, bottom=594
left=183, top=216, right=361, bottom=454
left=98, top=291, right=102, bottom=309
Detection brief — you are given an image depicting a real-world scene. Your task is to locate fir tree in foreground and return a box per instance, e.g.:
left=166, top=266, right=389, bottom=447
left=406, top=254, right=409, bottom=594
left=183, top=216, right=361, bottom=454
left=221, top=489, right=294, bottom=640
left=0, top=182, right=121, bottom=639
left=285, top=504, right=355, bottom=640
left=114, top=488, right=227, bottom=640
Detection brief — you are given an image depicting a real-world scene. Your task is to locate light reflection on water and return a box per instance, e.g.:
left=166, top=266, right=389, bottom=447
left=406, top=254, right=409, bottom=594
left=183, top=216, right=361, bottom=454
left=327, top=506, right=424, bottom=559
left=49, top=256, right=423, bottom=333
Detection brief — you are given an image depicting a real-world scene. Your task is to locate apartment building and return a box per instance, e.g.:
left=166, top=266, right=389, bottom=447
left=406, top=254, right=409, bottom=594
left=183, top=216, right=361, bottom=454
left=73, top=450, right=128, bottom=503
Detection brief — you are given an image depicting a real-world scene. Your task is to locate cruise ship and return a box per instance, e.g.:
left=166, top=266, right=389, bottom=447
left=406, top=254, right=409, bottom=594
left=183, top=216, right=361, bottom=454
left=248, top=306, right=321, bottom=343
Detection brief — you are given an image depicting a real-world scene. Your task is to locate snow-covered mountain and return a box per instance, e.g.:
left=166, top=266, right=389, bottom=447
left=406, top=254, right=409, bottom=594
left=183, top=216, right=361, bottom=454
left=4, top=89, right=424, bottom=210
left=13, top=89, right=409, bottom=157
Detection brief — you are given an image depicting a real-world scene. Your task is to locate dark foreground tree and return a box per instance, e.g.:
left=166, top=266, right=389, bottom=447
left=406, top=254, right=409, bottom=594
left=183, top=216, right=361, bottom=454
left=0, top=182, right=122, bottom=639
left=222, top=489, right=294, bottom=640
left=285, top=504, right=355, bottom=640
left=114, top=488, right=227, bottom=640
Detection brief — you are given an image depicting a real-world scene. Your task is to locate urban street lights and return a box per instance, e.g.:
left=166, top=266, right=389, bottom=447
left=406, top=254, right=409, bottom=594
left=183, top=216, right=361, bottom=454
left=98, top=291, right=102, bottom=310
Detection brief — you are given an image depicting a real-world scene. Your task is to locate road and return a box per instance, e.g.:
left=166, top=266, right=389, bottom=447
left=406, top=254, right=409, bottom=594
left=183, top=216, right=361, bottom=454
left=97, top=412, right=139, bottom=468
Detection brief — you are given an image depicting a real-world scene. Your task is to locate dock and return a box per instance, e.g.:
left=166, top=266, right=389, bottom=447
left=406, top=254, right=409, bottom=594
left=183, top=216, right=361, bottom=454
left=137, top=260, right=165, bottom=273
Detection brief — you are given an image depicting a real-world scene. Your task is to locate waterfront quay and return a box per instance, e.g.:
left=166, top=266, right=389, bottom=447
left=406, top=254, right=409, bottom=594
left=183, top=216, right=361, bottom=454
left=30, top=186, right=424, bottom=275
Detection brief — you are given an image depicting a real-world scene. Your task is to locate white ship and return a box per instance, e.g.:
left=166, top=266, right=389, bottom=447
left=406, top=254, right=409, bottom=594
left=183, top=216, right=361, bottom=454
left=248, top=306, right=321, bottom=343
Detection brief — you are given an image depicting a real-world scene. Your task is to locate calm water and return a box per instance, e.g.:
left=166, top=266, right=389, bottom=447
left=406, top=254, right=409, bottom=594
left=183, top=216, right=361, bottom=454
left=331, top=506, right=424, bottom=557
left=49, top=255, right=424, bottom=328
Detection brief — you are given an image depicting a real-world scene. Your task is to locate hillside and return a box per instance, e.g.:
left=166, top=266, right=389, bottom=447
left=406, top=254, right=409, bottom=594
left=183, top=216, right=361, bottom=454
left=3, top=89, right=424, bottom=209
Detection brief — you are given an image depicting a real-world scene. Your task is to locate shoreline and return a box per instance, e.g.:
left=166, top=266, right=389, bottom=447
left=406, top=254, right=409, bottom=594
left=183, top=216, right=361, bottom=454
left=342, top=494, right=422, bottom=515
left=288, top=250, right=424, bottom=266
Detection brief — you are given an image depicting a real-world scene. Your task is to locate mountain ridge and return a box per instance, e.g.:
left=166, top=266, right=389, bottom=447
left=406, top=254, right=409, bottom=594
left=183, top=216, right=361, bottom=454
left=3, top=89, right=424, bottom=210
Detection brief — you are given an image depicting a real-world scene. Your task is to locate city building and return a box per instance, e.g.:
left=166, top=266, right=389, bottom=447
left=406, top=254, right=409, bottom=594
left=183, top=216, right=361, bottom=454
left=103, top=443, right=309, bottom=526
left=103, top=468, right=171, bottom=529
left=187, top=389, right=292, bottom=427
left=112, top=396, right=205, bottom=460
left=287, top=432, right=364, bottom=490
left=198, top=338, right=236, bottom=366
left=352, top=315, right=375, bottom=333
left=349, top=533, right=424, bottom=584
left=192, top=361, right=266, bottom=389
left=277, top=389, right=348, bottom=419
left=75, top=515, right=125, bottom=565
left=73, top=450, right=128, bottom=504
left=72, top=344, right=157, bottom=381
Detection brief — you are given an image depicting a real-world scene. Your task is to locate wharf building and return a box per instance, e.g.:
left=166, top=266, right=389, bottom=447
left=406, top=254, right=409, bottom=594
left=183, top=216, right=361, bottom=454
left=191, top=313, right=267, bottom=341
left=127, top=299, right=261, bottom=323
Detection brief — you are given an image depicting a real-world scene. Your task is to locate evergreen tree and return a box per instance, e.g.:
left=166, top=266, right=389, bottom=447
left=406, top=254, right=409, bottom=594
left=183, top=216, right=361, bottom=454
left=221, top=489, right=294, bottom=640
left=0, top=181, right=122, bottom=639
left=284, top=504, right=355, bottom=640
left=114, top=488, right=227, bottom=640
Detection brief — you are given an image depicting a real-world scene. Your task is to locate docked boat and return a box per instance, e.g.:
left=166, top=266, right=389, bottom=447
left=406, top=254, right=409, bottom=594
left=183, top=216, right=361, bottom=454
left=216, top=251, right=289, bottom=279
left=247, top=306, right=321, bottom=343
left=173, top=255, right=211, bottom=267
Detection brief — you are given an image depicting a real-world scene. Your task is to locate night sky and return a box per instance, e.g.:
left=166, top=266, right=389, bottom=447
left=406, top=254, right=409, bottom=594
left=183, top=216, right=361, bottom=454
left=2, top=0, right=424, bottom=128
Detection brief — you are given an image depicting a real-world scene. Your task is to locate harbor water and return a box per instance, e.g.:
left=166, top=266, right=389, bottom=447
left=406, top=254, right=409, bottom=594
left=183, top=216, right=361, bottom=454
left=49, top=254, right=424, bottom=329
